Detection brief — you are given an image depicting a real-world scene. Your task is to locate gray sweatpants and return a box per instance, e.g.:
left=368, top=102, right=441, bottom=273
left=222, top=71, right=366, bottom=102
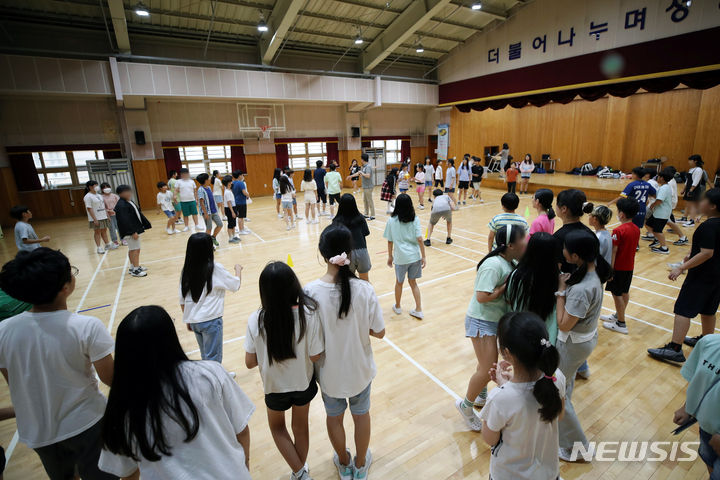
left=557, top=332, right=598, bottom=450
left=362, top=188, right=375, bottom=217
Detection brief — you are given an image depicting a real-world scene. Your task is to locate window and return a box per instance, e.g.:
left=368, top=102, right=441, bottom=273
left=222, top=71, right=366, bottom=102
left=370, top=139, right=402, bottom=164
left=288, top=142, right=327, bottom=170
left=33, top=150, right=104, bottom=188
left=179, top=145, right=233, bottom=177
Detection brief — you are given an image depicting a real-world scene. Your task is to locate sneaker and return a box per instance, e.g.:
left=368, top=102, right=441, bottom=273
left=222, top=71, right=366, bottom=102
left=647, top=343, right=686, bottom=363
left=446, top=237, right=453, bottom=245
left=166, top=228, right=174, bottom=235
left=333, top=449, right=353, bottom=480
left=409, top=309, right=424, bottom=320
left=296, top=215, right=303, bottom=220
left=474, top=387, right=487, bottom=408
left=641, top=234, right=656, bottom=241
left=181, top=226, right=189, bottom=232
left=128, top=266, right=148, bottom=273
left=603, top=320, right=628, bottom=335
left=353, top=450, right=372, bottom=480
left=680, top=216, right=688, bottom=222
left=367, top=217, right=375, bottom=221
left=651, top=246, right=670, bottom=255
left=313, top=219, right=320, bottom=224
left=173, top=229, right=181, bottom=234
left=96, top=246, right=105, bottom=254
left=648, top=240, right=659, bottom=248
left=462, top=201, right=467, bottom=205
left=121, top=239, right=128, bottom=246
left=455, top=399, right=482, bottom=432
left=278, top=213, right=284, bottom=218
left=290, top=467, right=311, bottom=480
left=599, top=312, right=617, bottom=322
left=576, top=366, right=591, bottom=379
left=286, top=225, right=292, bottom=231
left=175, top=218, right=183, bottom=224
left=418, top=204, right=425, bottom=209
left=239, top=229, right=251, bottom=235
left=683, top=220, right=695, bottom=227
left=228, top=237, right=240, bottom=244
left=392, top=305, right=402, bottom=315
left=212, top=237, right=219, bottom=247
left=684, top=335, right=703, bottom=347
left=423, top=239, right=431, bottom=246
left=245, top=218, right=251, bottom=222
left=129, top=268, right=147, bottom=277
left=673, top=237, right=689, bottom=246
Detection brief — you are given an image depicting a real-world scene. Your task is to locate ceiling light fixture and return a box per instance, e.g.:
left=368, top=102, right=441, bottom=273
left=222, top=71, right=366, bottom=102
left=257, top=12, right=268, bottom=32
left=471, top=2, right=482, bottom=10
left=416, top=44, right=424, bottom=53
left=134, top=1, right=150, bottom=16
left=685, top=0, right=691, bottom=6
left=354, top=35, right=363, bottom=45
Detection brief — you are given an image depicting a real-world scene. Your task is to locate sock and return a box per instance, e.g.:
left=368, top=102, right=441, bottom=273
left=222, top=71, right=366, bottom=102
left=668, top=342, right=682, bottom=351
left=616, top=321, right=626, bottom=326
left=461, top=397, right=474, bottom=411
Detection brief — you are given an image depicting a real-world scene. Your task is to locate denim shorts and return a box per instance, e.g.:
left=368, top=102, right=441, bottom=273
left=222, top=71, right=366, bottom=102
left=699, top=428, right=720, bottom=479
left=281, top=201, right=293, bottom=210
left=395, top=259, right=422, bottom=282
left=321, top=382, right=372, bottom=417
left=163, top=210, right=176, bottom=218
left=465, top=315, right=497, bottom=338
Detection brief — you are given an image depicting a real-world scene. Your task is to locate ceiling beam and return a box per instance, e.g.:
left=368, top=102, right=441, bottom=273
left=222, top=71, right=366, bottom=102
left=332, top=0, right=480, bottom=30
left=360, top=0, right=452, bottom=72
left=106, top=0, right=131, bottom=52
left=291, top=28, right=449, bottom=54
left=259, top=0, right=304, bottom=64
left=448, top=1, right=507, bottom=20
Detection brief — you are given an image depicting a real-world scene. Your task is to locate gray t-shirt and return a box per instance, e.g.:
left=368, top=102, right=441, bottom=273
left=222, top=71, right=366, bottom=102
left=361, top=163, right=374, bottom=189
left=14, top=221, right=39, bottom=251
left=596, top=230, right=612, bottom=265
left=564, top=270, right=603, bottom=335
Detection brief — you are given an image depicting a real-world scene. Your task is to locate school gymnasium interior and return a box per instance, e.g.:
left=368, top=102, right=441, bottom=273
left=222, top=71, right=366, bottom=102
left=0, top=0, right=719, bottom=478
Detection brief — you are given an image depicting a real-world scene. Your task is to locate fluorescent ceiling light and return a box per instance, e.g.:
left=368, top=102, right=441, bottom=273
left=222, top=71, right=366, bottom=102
left=134, top=1, right=149, bottom=16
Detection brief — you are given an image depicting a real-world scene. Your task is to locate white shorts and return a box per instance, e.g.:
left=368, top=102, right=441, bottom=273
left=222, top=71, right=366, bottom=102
left=123, top=235, right=141, bottom=251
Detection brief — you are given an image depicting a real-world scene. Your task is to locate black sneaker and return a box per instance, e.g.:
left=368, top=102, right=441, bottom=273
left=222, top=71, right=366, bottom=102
left=684, top=220, right=695, bottom=227
left=673, top=237, right=689, bottom=246
left=649, top=240, right=659, bottom=248
left=684, top=335, right=703, bottom=347
left=680, top=216, right=688, bottom=222
left=368, top=216, right=375, bottom=221
left=129, top=267, right=147, bottom=277
left=651, top=246, right=670, bottom=255
left=423, top=239, right=431, bottom=246
left=647, top=343, right=685, bottom=363
left=446, top=237, right=453, bottom=245
left=641, top=234, right=656, bottom=241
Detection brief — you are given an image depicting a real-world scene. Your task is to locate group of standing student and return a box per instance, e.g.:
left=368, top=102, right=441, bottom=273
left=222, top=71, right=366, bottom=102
left=84, top=180, right=119, bottom=254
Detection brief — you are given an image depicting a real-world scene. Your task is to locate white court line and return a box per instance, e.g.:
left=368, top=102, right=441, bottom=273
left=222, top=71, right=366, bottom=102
left=3, top=431, right=19, bottom=467
left=382, top=337, right=462, bottom=401
left=249, top=229, right=266, bottom=242
left=107, top=256, right=130, bottom=334
left=632, top=273, right=681, bottom=290
left=601, top=306, right=672, bottom=333
left=74, top=251, right=108, bottom=312
left=185, top=335, right=246, bottom=356
left=376, top=267, right=476, bottom=299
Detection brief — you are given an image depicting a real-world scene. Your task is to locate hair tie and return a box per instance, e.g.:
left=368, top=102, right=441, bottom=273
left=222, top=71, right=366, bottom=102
left=506, top=223, right=513, bottom=245
left=328, top=252, right=351, bottom=266
left=544, top=375, right=557, bottom=382
left=540, top=338, right=551, bottom=348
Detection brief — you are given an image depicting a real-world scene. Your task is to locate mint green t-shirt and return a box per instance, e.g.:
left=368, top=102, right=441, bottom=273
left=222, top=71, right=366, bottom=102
left=652, top=184, right=672, bottom=220
left=383, top=216, right=422, bottom=265
left=466, top=256, right=513, bottom=322
left=681, top=334, right=720, bottom=434
left=325, top=171, right=343, bottom=194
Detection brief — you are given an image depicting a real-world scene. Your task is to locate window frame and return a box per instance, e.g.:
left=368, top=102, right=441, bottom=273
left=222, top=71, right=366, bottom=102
left=33, top=150, right=104, bottom=188
left=288, top=141, right=327, bottom=170
left=179, top=145, right=233, bottom=177
left=370, top=139, right=403, bottom=165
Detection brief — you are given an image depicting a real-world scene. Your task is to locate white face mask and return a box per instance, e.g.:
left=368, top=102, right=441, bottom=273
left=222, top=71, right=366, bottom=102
left=93, top=185, right=101, bottom=192
left=102, top=188, right=111, bottom=194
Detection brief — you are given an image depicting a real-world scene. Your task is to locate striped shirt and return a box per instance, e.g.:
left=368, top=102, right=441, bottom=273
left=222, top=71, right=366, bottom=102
left=488, top=212, right=529, bottom=248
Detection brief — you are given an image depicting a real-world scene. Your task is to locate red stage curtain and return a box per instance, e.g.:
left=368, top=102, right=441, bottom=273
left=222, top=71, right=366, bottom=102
left=275, top=144, right=289, bottom=169
left=230, top=145, right=246, bottom=173
left=326, top=142, right=338, bottom=166
left=401, top=140, right=411, bottom=163
left=163, top=147, right=182, bottom=176
left=9, top=153, right=41, bottom=191
left=361, top=141, right=370, bottom=148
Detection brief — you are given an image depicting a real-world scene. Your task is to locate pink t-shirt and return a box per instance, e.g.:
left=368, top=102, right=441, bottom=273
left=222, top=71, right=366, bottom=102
left=102, top=193, right=119, bottom=216
left=529, top=213, right=555, bottom=236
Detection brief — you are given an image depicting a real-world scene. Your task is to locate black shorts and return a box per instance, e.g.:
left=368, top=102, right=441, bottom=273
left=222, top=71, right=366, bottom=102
left=317, top=189, right=327, bottom=204
left=458, top=180, right=470, bottom=190
left=265, top=379, right=318, bottom=411
left=444, top=187, right=455, bottom=193
left=329, top=193, right=341, bottom=205
left=674, top=273, right=720, bottom=318
left=224, top=207, right=236, bottom=229
left=646, top=215, right=668, bottom=232
left=434, top=179, right=444, bottom=187
left=233, top=204, right=247, bottom=219
left=606, top=270, right=633, bottom=296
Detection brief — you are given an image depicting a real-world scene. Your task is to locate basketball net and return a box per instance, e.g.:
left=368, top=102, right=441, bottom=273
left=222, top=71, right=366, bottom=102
left=260, top=125, right=272, bottom=139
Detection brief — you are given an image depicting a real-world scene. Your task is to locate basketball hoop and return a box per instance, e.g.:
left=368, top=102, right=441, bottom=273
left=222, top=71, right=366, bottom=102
left=260, top=125, right=272, bottom=139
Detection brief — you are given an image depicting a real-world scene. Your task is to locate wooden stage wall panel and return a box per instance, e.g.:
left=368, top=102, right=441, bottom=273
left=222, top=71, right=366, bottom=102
left=132, top=159, right=167, bottom=211
left=0, top=167, right=20, bottom=227
left=450, top=85, right=720, bottom=176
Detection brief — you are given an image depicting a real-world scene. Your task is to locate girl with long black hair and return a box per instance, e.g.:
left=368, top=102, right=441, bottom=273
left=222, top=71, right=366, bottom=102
left=273, top=167, right=283, bottom=218
left=479, top=311, right=566, bottom=480
left=304, top=225, right=385, bottom=480
left=333, top=194, right=372, bottom=281
left=99, top=305, right=254, bottom=480
left=456, top=225, right=526, bottom=431
left=280, top=175, right=297, bottom=230
left=380, top=167, right=398, bottom=213
left=554, top=189, right=594, bottom=273
left=505, top=231, right=560, bottom=344
left=179, top=233, right=242, bottom=364
left=245, top=262, right=322, bottom=480
left=555, top=229, right=612, bottom=462
left=529, top=188, right=556, bottom=236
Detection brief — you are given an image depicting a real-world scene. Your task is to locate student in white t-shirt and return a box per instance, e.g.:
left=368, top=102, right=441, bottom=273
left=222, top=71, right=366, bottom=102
left=174, top=168, right=200, bottom=232
left=0, top=248, right=115, bottom=480
left=83, top=180, right=117, bottom=254
left=304, top=225, right=385, bottom=480
left=663, top=166, right=689, bottom=245
left=180, top=233, right=242, bottom=365
left=99, top=305, right=254, bottom=480
left=423, top=188, right=455, bottom=247
left=245, top=262, right=324, bottom=480
left=479, top=311, right=566, bottom=480
left=222, top=175, right=241, bottom=244
left=156, top=181, right=179, bottom=235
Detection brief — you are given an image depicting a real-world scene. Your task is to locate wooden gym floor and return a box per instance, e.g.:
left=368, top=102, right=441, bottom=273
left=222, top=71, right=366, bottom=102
left=0, top=180, right=714, bottom=480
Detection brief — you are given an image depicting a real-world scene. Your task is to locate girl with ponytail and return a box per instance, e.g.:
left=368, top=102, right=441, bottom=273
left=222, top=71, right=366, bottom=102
left=479, top=311, right=566, bottom=480
left=456, top=225, right=526, bottom=432
left=529, top=188, right=556, bottom=236
left=555, top=229, right=611, bottom=461
left=304, top=224, right=385, bottom=479
left=245, top=261, right=322, bottom=480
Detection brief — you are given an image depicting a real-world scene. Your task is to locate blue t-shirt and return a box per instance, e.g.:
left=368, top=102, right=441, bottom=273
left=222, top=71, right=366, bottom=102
left=198, top=186, right=217, bottom=214
left=621, top=180, right=656, bottom=216
left=232, top=180, right=247, bottom=205
left=314, top=168, right=326, bottom=191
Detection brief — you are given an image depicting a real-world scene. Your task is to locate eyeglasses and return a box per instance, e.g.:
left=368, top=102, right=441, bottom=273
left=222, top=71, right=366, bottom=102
left=71, top=266, right=79, bottom=277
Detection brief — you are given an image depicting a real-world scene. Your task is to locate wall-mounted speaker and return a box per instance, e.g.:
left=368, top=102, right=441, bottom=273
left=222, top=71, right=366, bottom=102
left=134, top=130, right=146, bottom=145
left=351, top=127, right=360, bottom=138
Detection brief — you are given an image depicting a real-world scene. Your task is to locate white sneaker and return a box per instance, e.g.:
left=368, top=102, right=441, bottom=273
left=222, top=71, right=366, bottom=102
left=409, top=309, right=424, bottom=320
left=244, top=217, right=251, bottom=222
left=455, top=399, right=482, bottom=431
left=181, top=226, right=189, bottom=232
left=286, top=225, right=292, bottom=231
left=296, top=215, right=304, bottom=220
left=418, top=204, right=425, bottom=209
left=166, top=228, right=174, bottom=235
left=96, top=246, right=105, bottom=254
left=228, top=371, right=236, bottom=379
left=603, top=320, right=629, bottom=335
left=278, top=213, right=284, bottom=218
left=333, top=449, right=353, bottom=480
left=239, top=229, right=251, bottom=235
left=392, top=305, right=402, bottom=315
left=352, top=449, right=372, bottom=480
left=105, top=243, right=118, bottom=250
left=173, top=229, right=181, bottom=234
left=474, top=387, right=487, bottom=407
left=313, top=219, right=320, bottom=224
left=129, top=267, right=147, bottom=277
left=599, top=312, right=617, bottom=322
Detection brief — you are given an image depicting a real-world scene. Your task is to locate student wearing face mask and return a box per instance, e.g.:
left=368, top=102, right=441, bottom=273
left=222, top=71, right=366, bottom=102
left=100, top=182, right=121, bottom=246
left=83, top=180, right=117, bottom=254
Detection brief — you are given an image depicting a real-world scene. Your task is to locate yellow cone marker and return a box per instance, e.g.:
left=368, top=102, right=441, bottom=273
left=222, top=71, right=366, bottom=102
left=287, top=254, right=294, bottom=267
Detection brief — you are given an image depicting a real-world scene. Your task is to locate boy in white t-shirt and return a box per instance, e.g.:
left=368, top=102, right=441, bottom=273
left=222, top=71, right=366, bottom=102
left=0, top=248, right=115, bottom=480
left=174, top=168, right=199, bottom=232
left=424, top=189, right=455, bottom=247
left=156, top=182, right=179, bottom=235
left=222, top=176, right=241, bottom=244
